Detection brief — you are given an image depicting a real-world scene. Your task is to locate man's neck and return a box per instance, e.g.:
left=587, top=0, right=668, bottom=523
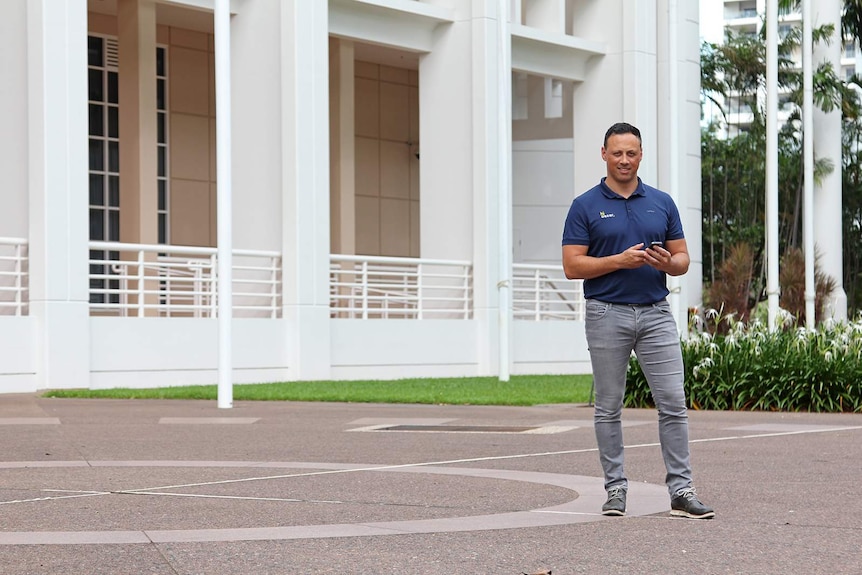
left=605, top=177, right=639, bottom=198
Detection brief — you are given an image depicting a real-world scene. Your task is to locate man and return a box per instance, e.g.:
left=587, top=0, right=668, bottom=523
left=561, top=122, right=714, bottom=520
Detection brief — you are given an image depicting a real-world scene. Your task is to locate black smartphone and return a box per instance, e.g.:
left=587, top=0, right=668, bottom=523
left=648, top=241, right=664, bottom=249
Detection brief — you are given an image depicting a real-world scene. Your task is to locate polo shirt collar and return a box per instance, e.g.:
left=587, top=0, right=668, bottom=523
left=599, top=177, right=646, bottom=199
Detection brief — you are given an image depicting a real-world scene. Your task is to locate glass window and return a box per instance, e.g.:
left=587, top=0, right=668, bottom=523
left=109, top=176, right=120, bottom=207
left=89, top=208, right=105, bottom=240
left=89, top=174, right=105, bottom=205
left=89, top=104, right=104, bottom=136
left=107, top=72, right=119, bottom=104
left=88, top=36, right=103, bottom=67
left=108, top=106, right=119, bottom=138
left=89, top=139, right=104, bottom=171
left=88, top=69, right=104, bottom=102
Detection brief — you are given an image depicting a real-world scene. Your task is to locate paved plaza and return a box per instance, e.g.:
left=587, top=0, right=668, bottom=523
left=0, top=393, right=860, bottom=574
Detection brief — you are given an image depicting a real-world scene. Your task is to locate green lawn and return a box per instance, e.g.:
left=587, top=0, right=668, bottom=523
left=43, top=374, right=594, bottom=406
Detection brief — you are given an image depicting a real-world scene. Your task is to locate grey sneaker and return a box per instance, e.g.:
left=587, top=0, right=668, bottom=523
left=602, top=486, right=626, bottom=516
left=670, top=487, right=715, bottom=519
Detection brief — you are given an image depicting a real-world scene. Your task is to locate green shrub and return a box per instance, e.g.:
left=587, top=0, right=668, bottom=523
left=625, top=310, right=862, bottom=412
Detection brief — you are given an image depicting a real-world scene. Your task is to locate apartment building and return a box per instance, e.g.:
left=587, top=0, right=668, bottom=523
left=0, top=0, right=703, bottom=393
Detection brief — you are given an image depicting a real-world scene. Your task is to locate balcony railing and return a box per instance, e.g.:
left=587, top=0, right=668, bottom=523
left=512, top=263, right=584, bottom=321
left=88, top=241, right=282, bottom=318
left=0, top=237, right=28, bottom=316
left=330, top=254, right=473, bottom=319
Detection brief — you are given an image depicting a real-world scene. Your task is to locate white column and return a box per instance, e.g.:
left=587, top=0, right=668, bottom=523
left=420, top=3, right=507, bottom=376
left=812, top=0, right=847, bottom=321
left=658, top=0, right=703, bottom=330
left=27, top=0, right=91, bottom=389
left=282, top=0, right=331, bottom=379
left=766, top=0, right=780, bottom=330
left=215, top=0, right=233, bottom=407
left=802, top=0, right=816, bottom=328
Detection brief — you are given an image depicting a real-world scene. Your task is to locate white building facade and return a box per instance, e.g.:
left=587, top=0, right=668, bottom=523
left=0, top=0, right=703, bottom=393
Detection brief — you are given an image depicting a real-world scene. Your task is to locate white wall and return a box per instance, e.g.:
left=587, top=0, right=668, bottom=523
left=512, top=320, right=591, bottom=375
left=89, top=318, right=290, bottom=389
left=330, top=320, right=479, bottom=380
left=0, top=0, right=29, bottom=238
left=512, top=139, right=574, bottom=264
left=0, top=318, right=37, bottom=392
left=231, top=0, right=283, bottom=253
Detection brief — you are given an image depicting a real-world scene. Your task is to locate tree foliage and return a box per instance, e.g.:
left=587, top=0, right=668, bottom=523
left=700, top=17, right=854, bottom=319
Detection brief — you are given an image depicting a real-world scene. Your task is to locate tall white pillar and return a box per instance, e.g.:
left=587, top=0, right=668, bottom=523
left=420, top=3, right=509, bottom=376
left=282, top=0, right=331, bottom=379
left=27, top=0, right=91, bottom=389
left=813, top=0, right=847, bottom=321
left=658, top=0, right=704, bottom=328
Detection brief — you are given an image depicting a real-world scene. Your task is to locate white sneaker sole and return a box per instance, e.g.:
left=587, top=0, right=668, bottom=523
left=670, top=509, right=715, bottom=519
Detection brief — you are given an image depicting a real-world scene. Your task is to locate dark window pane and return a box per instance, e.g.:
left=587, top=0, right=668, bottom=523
left=108, top=72, right=118, bottom=104
left=158, top=146, right=166, bottom=178
left=88, top=104, right=104, bottom=136
left=89, top=139, right=104, bottom=171
left=109, top=176, right=120, bottom=207
left=88, top=69, right=103, bottom=102
left=90, top=289, right=105, bottom=305
left=89, top=174, right=105, bottom=206
left=108, top=141, right=119, bottom=173
left=158, top=213, right=167, bottom=244
left=88, top=36, right=103, bottom=67
left=158, top=180, right=166, bottom=210
left=157, top=112, right=166, bottom=144
left=157, top=78, right=166, bottom=110
left=108, top=210, right=119, bottom=242
left=90, top=208, right=105, bottom=240
left=156, top=47, right=165, bottom=76
left=108, top=106, right=119, bottom=138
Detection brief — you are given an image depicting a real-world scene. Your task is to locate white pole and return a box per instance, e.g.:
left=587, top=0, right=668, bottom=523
left=497, top=0, right=512, bottom=381
left=668, top=0, right=683, bottom=334
left=766, top=0, right=780, bottom=330
left=802, top=0, right=815, bottom=329
left=215, top=0, right=233, bottom=408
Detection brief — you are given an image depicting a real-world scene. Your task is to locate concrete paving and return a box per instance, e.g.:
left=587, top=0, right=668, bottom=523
left=0, top=394, right=860, bottom=574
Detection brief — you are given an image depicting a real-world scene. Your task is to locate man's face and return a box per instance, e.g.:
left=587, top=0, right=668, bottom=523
left=601, top=133, right=643, bottom=185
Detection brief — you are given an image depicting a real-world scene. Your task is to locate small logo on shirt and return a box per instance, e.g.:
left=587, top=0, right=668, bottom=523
left=599, top=211, right=615, bottom=219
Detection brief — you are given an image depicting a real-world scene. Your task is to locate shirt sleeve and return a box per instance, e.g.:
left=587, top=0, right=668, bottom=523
left=562, top=198, right=591, bottom=246
left=666, top=196, right=685, bottom=241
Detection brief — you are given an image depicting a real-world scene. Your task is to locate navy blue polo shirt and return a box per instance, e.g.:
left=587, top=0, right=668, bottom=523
left=562, top=177, right=685, bottom=304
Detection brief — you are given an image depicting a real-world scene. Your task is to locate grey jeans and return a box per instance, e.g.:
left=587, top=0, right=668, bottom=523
left=584, top=299, right=693, bottom=495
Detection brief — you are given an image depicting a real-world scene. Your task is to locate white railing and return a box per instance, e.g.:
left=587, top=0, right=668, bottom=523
left=0, top=237, right=28, bottom=316
left=330, top=254, right=473, bottom=319
left=512, top=263, right=584, bottom=321
left=89, top=241, right=281, bottom=318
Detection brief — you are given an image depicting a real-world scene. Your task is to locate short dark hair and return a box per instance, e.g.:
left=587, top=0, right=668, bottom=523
left=603, top=122, right=642, bottom=148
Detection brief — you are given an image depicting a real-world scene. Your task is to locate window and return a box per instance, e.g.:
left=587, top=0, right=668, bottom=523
left=157, top=46, right=169, bottom=245
left=88, top=35, right=121, bottom=305
left=88, top=36, right=170, bottom=304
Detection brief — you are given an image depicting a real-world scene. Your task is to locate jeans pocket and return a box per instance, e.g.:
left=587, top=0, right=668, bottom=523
left=585, top=300, right=610, bottom=321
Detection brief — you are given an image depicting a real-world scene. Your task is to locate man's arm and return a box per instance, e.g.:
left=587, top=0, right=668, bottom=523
left=562, top=243, right=651, bottom=280
left=562, top=237, right=690, bottom=280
